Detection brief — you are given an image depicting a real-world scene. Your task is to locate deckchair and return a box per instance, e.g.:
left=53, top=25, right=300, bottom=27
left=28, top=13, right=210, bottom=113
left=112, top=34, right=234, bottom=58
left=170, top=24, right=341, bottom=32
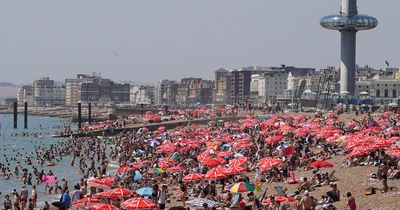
left=329, top=170, right=339, bottom=182
left=274, top=186, right=287, bottom=196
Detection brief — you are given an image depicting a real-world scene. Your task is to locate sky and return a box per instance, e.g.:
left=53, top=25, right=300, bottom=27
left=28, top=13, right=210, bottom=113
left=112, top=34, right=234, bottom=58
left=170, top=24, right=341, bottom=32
left=0, top=0, right=398, bottom=85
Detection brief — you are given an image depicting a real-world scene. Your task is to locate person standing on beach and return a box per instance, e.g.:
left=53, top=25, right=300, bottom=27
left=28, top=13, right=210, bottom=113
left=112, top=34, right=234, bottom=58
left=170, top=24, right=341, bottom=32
left=20, top=185, right=28, bottom=209
left=3, top=195, right=12, bottom=210
left=31, top=185, right=37, bottom=208
left=380, top=161, right=389, bottom=193
left=346, top=192, right=356, bottom=210
left=158, top=185, right=168, bottom=210
left=60, top=190, right=71, bottom=210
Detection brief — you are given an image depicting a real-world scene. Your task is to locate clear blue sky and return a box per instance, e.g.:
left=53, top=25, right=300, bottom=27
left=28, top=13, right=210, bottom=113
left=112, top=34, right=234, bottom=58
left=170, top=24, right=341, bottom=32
left=0, top=0, right=398, bottom=84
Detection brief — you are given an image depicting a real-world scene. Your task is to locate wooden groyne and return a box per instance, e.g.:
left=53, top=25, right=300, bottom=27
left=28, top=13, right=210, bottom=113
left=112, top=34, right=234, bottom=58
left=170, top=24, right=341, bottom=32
left=65, top=116, right=246, bottom=138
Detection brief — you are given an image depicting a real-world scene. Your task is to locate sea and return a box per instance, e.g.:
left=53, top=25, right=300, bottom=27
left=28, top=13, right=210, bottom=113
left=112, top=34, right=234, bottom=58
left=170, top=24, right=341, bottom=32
left=0, top=114, right=82, bottom=205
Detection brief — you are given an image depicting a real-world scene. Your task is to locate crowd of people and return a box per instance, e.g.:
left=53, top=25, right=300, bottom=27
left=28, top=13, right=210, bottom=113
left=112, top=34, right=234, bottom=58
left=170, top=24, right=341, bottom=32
left=1, top=109, right=400, bottom=210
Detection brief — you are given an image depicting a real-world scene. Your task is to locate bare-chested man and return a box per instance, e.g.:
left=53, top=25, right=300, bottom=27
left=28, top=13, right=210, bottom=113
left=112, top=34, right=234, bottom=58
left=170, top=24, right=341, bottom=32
left=300, top=191, right=316, bottom=210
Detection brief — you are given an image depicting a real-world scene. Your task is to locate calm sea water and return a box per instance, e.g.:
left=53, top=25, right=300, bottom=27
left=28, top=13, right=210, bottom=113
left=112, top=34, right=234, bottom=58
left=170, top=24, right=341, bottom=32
left=0, top=114, right=82, bottom=204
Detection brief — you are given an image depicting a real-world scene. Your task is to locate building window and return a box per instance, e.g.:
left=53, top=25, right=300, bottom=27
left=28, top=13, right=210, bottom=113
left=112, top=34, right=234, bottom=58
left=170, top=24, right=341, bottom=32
left=376, top=90, right=380, bottom=97
left=384, top=89, right=389, bottom=97
left=393, top=90, right=397, bottom=98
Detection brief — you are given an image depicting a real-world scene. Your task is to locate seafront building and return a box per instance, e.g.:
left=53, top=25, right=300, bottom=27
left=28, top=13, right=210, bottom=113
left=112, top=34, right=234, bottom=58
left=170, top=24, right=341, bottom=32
left=154, top=80, right=179, bottom=106
left=65, top=74, right=130, bottom=106
left=250, top=71, right=287, bottom=105
left=213, top=65, right=315, bottom=105
left=65, top=74, right=96, bottom=106
left=32, top=77, right=65, bottom=107
left=130, top=85, right=155, bottom=105
left=17, top=85, right=34, bottom=106
left=175, top=78, right=213, bottom=106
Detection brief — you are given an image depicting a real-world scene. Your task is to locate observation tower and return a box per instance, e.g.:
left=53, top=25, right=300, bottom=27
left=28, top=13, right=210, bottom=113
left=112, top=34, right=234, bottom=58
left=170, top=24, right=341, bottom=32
left=321, top=0, right=377, bottom=96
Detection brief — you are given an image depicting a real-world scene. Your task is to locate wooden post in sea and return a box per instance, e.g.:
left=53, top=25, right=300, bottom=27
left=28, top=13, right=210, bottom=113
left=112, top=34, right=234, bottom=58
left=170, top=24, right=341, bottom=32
left=165, top=105, right=168, bottom=115
left=88, top=103, right=92, bottom=125
left=13, top=101, right=17, bottom=129
left=24, top=101, right=28, bottom=129
left=140, top=104, right=144, bottom=115
left=78, top=102, right=82, bottom=129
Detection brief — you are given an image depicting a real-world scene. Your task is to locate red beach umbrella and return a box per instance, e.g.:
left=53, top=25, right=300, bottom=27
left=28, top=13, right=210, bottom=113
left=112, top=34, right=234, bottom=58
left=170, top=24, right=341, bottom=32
left=197, top=150, right=220, bottom=162
left=205, top=167, right=228, bottom=179
left=88, top=177, right=117, bottom=189
left=89, top=204, right=119, bottom=210
left=224, top=165, right=247, bottom=175
left=265, top=135, right=285, bottom=144
left=183, top=173, right=205, bottom=181
left=73, top=197, right=102, bottom=208
left=308, top=160, right=334, bottom=168
left=346, top=147, right=369, bottom=159
left=165, top=165, right=185, bottom=173
left=117, top=166, right=132, bottom=175
left=369, top=140, right=393, bottom=150
left=202, top=157, right=226, bottom=167
left=257, top=157, right=282, bottom=169
left=229, top=156, right=248, bottom=166
left=386, top=147, right=400, bottom=158
left=93, top=187, right=133, bottom=199
left=121, top=197, right=157, bottom=209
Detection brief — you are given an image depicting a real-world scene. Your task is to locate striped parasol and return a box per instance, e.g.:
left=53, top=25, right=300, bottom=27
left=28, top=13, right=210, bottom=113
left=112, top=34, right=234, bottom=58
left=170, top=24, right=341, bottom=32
left=225, top=182, right=255, bottom=193
left=185, top=198, right=219, bottom=207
